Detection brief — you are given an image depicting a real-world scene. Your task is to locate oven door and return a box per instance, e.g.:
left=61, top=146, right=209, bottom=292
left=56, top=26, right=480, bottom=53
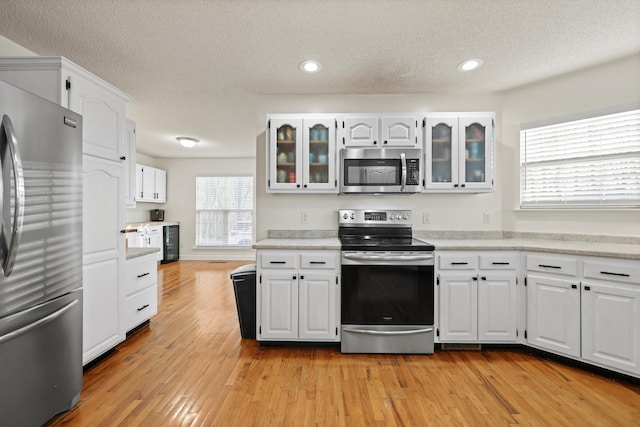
left=341, top=257, right=434, bottom=326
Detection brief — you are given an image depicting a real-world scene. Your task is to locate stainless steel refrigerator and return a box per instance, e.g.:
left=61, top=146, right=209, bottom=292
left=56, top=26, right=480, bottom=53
left=0, top=80, right=83, bottom=426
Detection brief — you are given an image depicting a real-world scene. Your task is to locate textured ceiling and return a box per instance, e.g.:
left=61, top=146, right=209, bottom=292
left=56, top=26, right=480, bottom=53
left=0, top=0, right=639, bottom=158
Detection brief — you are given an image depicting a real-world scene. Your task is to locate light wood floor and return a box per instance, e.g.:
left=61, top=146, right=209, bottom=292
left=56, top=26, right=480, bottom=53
left=46, top=260, right=640, bottom=426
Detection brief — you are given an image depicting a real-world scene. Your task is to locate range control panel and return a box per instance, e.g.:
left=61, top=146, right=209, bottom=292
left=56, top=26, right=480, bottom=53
left=339, top=209, right=412, bottom=226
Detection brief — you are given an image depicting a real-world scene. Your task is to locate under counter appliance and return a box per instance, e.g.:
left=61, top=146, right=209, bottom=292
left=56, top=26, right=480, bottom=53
left=340, top=147, right=422, bottom=194
left=0, top=81, right=83, bottom=425
left=339, top=209, right=435, bottom=354
left=162, top=224, right=179, bottom=264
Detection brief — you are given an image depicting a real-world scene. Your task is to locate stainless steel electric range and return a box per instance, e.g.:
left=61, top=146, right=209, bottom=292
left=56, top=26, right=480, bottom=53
left=339, top=209, right=435, bottom=354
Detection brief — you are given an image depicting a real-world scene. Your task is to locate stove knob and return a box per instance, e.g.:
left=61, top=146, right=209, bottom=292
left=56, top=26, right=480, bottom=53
left=350, top=213, right=355, bottom=219
left=396, top=214, right=402, bottom=220
left=402, top=214, right=409, bottom=220
left=343, top=213, right=349, bottom=220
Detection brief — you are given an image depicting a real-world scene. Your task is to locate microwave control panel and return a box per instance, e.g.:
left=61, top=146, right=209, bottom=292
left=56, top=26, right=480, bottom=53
left=406, top=159, right=420, bottom=185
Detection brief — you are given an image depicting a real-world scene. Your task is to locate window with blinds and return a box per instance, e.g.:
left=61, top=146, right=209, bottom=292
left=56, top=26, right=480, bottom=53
left=195, top=176, right=254, bottom=247
left=520, top=108, right=640, bottom=208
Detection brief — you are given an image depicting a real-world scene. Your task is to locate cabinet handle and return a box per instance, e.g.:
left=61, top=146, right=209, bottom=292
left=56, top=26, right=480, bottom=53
left=600, top=271, right=630, bottom=278
left=472, top=276, right=478, bottom=281
left=137, top=304, right=150, bottom=312
left=584, top=285, right=591, bottom=291
left=137, top=272, right=150, bottom=278
left=384, top=140, right=388, bottom=144
left=571, top=284, right=577, bottom=289
left=300, top=275, right=304, bottom=280
left=120, top=229, right=126, bottom=234
left=480, top=276, right=487, bottom=280
left=310, top=261, right=326, bottom=264
left=269, top=261, right=286, bottom=264
left=120, top=156, right=126, bottom=161
left=292, top=276, right=296, bottom=280
left=454, top=184, right=459, bottom=188
left=492, top=262, right=510, bottom=265
left=460, top=184, right=466, bottom=188
left=451, top=262, right=468, bottom=265
left=373, top=141, right=377, bottom=145
left=539, top=264, right=561, bottom=269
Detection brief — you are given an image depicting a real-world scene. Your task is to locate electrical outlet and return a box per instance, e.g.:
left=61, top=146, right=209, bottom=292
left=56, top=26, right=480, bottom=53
left=423, top=212, right=431, bottom=224
left=301, top=211, right=308, bottom=224
left=483, top=212, right=491, bottom=224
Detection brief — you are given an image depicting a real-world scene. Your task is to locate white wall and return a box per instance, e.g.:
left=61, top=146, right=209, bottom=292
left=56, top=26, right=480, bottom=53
left=254, top=93, right=504, bottom=240
left=501, top=54, right=640, bottom=237
left=153, top=157, right=256, bottom=260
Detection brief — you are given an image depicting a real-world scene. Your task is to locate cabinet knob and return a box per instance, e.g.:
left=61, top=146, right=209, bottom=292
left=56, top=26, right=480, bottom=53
left=120, top=156, right=126, bottom=161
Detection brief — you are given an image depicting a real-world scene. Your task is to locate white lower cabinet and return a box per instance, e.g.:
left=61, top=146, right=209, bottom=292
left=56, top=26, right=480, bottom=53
left=257, top=250, right=340, bottom=342
left=438, top=252, right=517, bottom=343
left=122, top=253, right=158, bottom=332
left=581, top=258, right=640, bottom=375
left=526, top=274, right=581, bottom=357
left=525, top=253, right=640, bottom=377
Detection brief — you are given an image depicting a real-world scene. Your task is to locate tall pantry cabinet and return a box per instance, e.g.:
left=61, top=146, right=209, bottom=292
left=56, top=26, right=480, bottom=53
left=0, top=57, right=132, bottom=364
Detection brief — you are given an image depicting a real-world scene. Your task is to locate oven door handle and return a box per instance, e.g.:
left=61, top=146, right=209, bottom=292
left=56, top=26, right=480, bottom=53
left=342, top=327, right=434, bottom=336
left=400, top=152, right=407, bottom=192
left=343, top=253, right=434, bottom=262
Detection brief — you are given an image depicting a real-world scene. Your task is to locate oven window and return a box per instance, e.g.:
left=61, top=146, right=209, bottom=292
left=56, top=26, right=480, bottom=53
left=341, top=264, right=434, bottom=325
left=343, top=159, right=401, bottom=186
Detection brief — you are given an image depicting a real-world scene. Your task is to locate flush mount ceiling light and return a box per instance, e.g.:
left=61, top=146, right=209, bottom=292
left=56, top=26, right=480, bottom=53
left=176, top=136, right=199, bottom=148
left=299, top=60, right=321, bottom=73
left=457, top=58, right=484, bottom=72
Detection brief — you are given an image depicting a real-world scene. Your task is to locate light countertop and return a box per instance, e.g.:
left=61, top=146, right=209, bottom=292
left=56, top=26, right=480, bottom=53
left=126, top=247, right=160, bottom=260
left=254, top=236, right=640, bottom=260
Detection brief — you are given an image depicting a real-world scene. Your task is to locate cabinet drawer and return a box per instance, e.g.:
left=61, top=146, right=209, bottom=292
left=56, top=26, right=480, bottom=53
left=526, top=254, right=578, bottom=276
left=259, top=252, right=297, bottom=269
left=479, top=253, right=518, bottom=270
left=583, top=259, right=640, bottom=285
left=300, top=252, right=336, bottom=269
left=123, top=285, right=158, bottom=332
left=438, top=254, right=477, bottom=270
left=124, top=255, right=158, bottom=296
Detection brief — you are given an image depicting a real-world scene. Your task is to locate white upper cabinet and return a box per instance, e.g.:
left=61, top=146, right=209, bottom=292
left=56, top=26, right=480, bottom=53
left=340, top=116, right=418, bottom=147
left=424, top=113, right=494, bottom=193
left=136, top=164, right=167, bottom=203
left=124, top=120, right=137, bottom=207
left=341, top=116, right=379, bottom=146
left=0, top=57, right=131, bottom=163
left=381, top=116, right=419, bottom=147
left=267, top=116, right=338, bottom=193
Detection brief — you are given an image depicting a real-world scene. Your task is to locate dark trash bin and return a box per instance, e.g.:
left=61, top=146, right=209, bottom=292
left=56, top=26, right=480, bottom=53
left=230, top=263, right=256, bottom=339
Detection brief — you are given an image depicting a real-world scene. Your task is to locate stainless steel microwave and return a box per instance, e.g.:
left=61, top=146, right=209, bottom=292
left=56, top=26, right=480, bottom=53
left=340, top=148, right=423, bottom=194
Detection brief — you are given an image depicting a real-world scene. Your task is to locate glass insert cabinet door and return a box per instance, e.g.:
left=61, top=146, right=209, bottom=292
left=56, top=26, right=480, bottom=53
left=460, top=116, right=492, bottom=189
left=303, top=118, right=335, bottom=190
left=425, top=116, right=459, bottom=189
left=269, top=117, right=302, bottom=189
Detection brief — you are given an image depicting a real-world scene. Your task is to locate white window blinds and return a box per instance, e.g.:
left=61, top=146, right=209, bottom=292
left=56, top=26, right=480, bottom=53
left=196, top=176, right=254, bottom=247
left=520, top=108, right=640, bottom=208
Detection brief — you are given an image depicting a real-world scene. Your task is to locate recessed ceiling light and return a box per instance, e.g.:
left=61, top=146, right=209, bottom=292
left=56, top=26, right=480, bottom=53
left=299, top=60, right=321, bottom=73
left=457, top=58, right=483, bottom=72
left=176, top=136, right=199, bottom=148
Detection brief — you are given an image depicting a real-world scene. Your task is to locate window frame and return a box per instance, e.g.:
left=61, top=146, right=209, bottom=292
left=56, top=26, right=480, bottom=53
left=519, top=105, right=640, bottom=209
left=195, top=175, right=255, bottom=248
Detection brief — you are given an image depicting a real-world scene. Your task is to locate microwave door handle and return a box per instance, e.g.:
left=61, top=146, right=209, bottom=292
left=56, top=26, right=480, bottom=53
left=400, top=152, right=407, bottom=192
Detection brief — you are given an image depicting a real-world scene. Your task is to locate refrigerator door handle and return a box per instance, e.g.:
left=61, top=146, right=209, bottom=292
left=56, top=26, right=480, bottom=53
left=0, top=299, right=79, bottom=345
left=0, top=114, right=26, bottom=277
